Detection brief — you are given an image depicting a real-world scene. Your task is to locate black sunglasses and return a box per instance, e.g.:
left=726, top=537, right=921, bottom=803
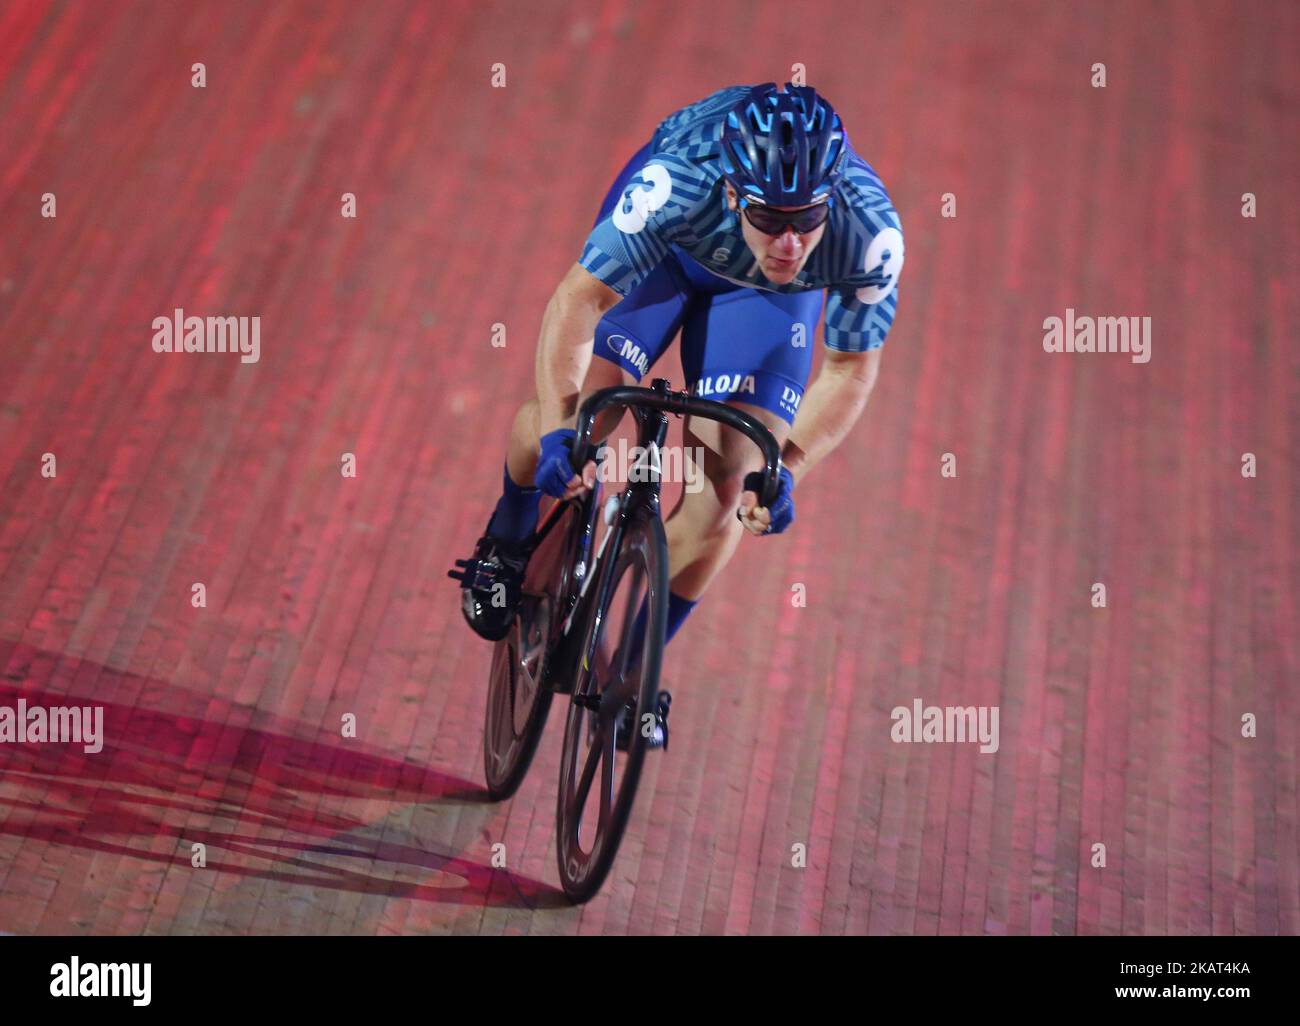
left=739, top=198, right=830, bottom=236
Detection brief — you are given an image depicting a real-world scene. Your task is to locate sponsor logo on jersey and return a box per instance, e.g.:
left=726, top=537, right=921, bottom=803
left=779, top=385, right=802, bottom=416
left=606, top=333, right=649, bottom=376
left=693, top=373, right=757, bottom=398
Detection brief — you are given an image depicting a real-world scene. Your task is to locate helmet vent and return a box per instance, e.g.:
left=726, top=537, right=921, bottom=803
left=721, top=82, right=845, bottom=205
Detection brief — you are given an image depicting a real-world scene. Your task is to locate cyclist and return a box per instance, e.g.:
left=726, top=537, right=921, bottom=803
left=451, top=83, right=904, bottom=738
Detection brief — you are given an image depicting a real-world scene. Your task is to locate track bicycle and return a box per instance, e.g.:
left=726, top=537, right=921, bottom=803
left=474, top=377, right=782, bottom=902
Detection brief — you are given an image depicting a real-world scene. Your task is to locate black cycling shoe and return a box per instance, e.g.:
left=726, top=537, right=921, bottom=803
left=615, top=689, right=671, bottom=752
left=448, top=522, right=531, bottom=642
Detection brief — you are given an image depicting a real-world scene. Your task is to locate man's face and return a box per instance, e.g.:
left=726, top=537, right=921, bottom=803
left=726, top=184, right=828, bottom=285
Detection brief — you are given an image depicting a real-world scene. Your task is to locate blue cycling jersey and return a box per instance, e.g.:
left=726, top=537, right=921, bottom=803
left=580, top=85, right=904, bottom=353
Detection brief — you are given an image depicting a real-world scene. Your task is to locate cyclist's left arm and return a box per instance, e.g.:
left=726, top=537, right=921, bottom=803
left=737, top=345, right=881, bottom=535
left=739, top=189, right=903, bottom=532
left=780, top=345, right=883, bottom=484
left=780, top=204, right=904, bottom=484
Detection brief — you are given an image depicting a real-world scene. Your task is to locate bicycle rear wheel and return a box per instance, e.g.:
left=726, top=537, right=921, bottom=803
left=482, top=499, right=581, bottom=800
left=555, top=505, right=668, bottom=902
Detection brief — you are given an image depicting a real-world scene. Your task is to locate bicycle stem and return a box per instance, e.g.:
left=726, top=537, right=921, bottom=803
left=570, top=378, right=784, bottom=508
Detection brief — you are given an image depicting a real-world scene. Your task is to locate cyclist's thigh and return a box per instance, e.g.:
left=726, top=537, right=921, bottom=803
left=681, top=400, right=788, bottom=500
left=589, top=140, right=697, bottom=381
left=591, top=252, right=693, bottom=382
left=678, top=261, right=823, bottom=463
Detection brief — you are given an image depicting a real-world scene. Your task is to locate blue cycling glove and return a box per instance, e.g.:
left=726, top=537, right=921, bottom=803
left=534, top=428, right=579, bottom=498
left=741, top=465, right=796, bottom=535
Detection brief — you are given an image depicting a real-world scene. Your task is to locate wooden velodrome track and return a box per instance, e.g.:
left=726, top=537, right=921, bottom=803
left=0, top=0, right=1296, bottom=935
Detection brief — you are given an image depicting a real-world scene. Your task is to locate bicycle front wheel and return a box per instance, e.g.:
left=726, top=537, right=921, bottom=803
left=555, top=505, right=669, bottom=903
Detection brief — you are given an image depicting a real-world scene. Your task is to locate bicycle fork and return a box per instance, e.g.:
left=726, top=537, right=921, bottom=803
left=545, top=396, right=670, bottom=699
left=544, top=493, right=626, bottom=698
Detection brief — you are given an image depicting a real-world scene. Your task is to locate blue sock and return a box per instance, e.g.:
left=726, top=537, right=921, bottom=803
left=665, top=592, right=698, bottom=644
left=488, top=462, right=541, bottom=543
left=625, top=591, right=698, bottom=665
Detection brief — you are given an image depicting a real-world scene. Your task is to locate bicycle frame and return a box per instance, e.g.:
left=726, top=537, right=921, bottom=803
left=539, top=395, right=670, bottom=696
left=538, top=377, right=782, bottom=697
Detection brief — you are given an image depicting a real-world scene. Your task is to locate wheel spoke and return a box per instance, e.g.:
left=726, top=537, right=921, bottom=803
left=598, top=718, right=616, bottom=829
left=588, top=566, right=643, bottom=715
left=614, top=566, right=644, bottom=679
left=499, top=667, right=520, bottom=751
left=488, top=663, right=517, bottom=769
left=520, top=620, right=547, bottom=667
left=496, top=645, right=513, bottom=720
left=572, top=709, right=603, bottom=818
left=513, top=647, right=537, bottom=730
left=511, top=599, right=550, bottom=734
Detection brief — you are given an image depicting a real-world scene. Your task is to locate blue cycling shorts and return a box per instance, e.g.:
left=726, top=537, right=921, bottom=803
left=589, top=142, right=823, bottom=425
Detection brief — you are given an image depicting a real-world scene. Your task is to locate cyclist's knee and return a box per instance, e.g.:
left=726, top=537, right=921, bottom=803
left=509, top=397, right=540, bottom=451
left=583, top=346, right=629, bottom=391
left=682, top=466, right=748, bottom=537
left=583, top=356, right=636, bottom=440
left=512, top=395, right=538, bottom=428
left=709, top=444, right=760, bottom=502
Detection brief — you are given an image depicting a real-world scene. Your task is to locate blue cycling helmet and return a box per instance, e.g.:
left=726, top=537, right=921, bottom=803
left=719, top=82, right=847, bottom=207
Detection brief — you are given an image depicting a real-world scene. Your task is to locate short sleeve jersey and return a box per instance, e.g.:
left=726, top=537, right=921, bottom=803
left=579, top=85, right=905, bottom=352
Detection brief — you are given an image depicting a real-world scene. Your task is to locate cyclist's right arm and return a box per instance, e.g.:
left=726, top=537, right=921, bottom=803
left=540, top=152, right=687, bottom=432
left=533, top=156, right=680, bottom=494
left=534, top=261, right=622, bottom=436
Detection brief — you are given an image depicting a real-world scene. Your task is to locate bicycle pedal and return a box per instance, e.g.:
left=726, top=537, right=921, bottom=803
left=447, top=557, right=499, bottom=591
left=655, top=690, right=671, bottom=751
left=615, top=691, right=672, bottom=752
